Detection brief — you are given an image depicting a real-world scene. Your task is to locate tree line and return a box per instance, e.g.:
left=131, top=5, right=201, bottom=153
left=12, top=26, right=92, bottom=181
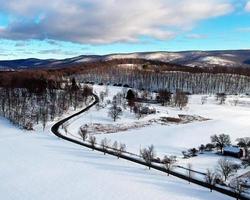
left=0, top=78, right=93, bottom=130
left=74, top=65, right=250, bottom=94
left=2, top=58, right=250, bottom=94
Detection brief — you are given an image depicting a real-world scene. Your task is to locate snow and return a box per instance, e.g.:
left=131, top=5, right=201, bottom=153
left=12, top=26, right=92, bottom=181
left=200, top=56, right=235, bottom=66
left=64, top=86, right=250, bottom=183
left=69, top=86, right=250, bottom=155
left=105, top=52, right=184, bottom=63
left=222, top=54, right=236, bottom=58
left=224, top=146, right=241, bottom=153
left=0, top=116, right=233, bottom=200
left=75, top=57, right=98, bottom=63
left=1, top=85, right=250, bottom=199
left=51, top=61, right=63, bottom=65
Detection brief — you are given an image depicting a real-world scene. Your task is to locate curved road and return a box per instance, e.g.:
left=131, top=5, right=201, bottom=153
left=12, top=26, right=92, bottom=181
left=51, top=94, right=99, bottom=148
left=50, top=94, right=248, bottom=200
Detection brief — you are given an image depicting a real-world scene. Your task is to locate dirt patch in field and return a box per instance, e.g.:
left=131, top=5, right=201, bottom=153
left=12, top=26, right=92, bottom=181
left=81, top=122, right=152, bottom=135
left=80, top=114, right=209, bottom=135
left=158, top=114, right=209, bottom=125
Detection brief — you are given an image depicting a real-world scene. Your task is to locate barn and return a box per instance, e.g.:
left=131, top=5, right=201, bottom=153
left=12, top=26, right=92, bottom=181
left=223, top=146, right=244, bottom=158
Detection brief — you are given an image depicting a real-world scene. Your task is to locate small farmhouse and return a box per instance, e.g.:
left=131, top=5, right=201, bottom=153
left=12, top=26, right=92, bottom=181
left=223, top=146, right=244, bottom=158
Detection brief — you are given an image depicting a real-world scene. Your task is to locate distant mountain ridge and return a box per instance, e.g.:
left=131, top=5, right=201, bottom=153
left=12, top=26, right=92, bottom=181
left=1, top=50, right=250, bottom=70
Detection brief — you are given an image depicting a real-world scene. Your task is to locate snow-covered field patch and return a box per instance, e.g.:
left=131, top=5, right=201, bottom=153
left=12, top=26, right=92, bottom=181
left=1, top=85, right=250, bottom=199
left=64, top=86, right=250, bottom=187
left=0, top=116, right=233, bottom=200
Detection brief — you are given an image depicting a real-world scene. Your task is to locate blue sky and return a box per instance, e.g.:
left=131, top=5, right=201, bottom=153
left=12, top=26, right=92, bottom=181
left=0, top=0, right=250, bottom=60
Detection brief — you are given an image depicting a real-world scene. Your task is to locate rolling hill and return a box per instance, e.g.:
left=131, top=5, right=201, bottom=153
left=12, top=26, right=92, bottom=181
left=1, top=50, right=250, bottom=70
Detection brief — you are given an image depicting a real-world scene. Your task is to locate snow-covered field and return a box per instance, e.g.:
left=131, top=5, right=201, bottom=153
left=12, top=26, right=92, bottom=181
left=0, top=116, right=233, bottom=200
left=1, top=85, right=250, bottom=199
left=66, top=86, right=250, bottom=176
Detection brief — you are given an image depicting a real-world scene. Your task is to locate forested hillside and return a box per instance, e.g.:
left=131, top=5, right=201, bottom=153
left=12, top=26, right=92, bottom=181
left=1, top=58, right=250, bottom=129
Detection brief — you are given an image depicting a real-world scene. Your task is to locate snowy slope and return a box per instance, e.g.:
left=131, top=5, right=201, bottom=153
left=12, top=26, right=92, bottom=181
left=0, top=116, right=234, bottom=200
left=104, top=52, right=184, bottom=62
left=199, top=56, right=235, bottom=66
left=1, top=50, right=250, bottom=70
left=67, top=86, right=250, bottom=155
left=63, top=86, right=250, bottom=178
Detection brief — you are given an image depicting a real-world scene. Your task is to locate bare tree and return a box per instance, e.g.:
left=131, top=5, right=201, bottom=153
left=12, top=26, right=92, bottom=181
left=232, top=97, right=239, bottom=106
left=112, top=141, right=118, bottom=150
left=99, top=91, right=105, bottom=103
left=41, top=109, right=48, bottom=131
left=211, top=134, right=231, bottom=153
left=205, top=169, right=217, bottom=192
left=100, top=138, right=109, bottom=155
left=24, top=122, right=33, bottom=130
left=114, top=93, right=123, bottom=106
left=112, top=141, right=119, bottom=157
left=217, top=158, right=235, bottom=182
left=62, top=124, right=68, bottom=135
left=173, top=90, right=189, bottom=110
left=158, top=89, right=171, bottom=106
left=187, top=163, right=193, bottom=184
left=78, top=127, right=88, bottom=142
left=162, top=155, right=176, bottom=176
left=201, top=96, right=208, bottom=105
left=103, top=86, right=109, bottom=97
left=234, top=178, right=246, bottom=200
left=205, top=143, right=215, bottom=151
left=140, top=145, right=156, bottom=169
left=117, top=143, right=126, bottom=159
left=236, top=137, right=250, bottom=158
left=216, top=93, right=226, bottom=105
left=82, top=85, right=93, bottom=104
left=89, top=136, right=96, bottom=150
left=199, top=144, right=205, bottom=154
left=133, top=102, right=143, bottom=119
left=188, top=148, right=198, bottom=157
left=108, top=100, right=123, bottom=122
left=128, top=99, right=135, bottom=112
left=70, top=78, right=80, bottom=110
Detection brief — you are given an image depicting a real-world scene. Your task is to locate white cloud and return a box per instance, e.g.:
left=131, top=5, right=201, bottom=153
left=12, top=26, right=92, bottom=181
left=245, top=1, right=250, bottom=12
left=0, top=0, right=234, bottom=44
left=186, top=34, right=208, bottom=39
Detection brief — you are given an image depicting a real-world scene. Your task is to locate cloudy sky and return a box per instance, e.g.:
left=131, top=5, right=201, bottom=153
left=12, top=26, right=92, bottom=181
left=0, top=0, right=250, bottom=60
